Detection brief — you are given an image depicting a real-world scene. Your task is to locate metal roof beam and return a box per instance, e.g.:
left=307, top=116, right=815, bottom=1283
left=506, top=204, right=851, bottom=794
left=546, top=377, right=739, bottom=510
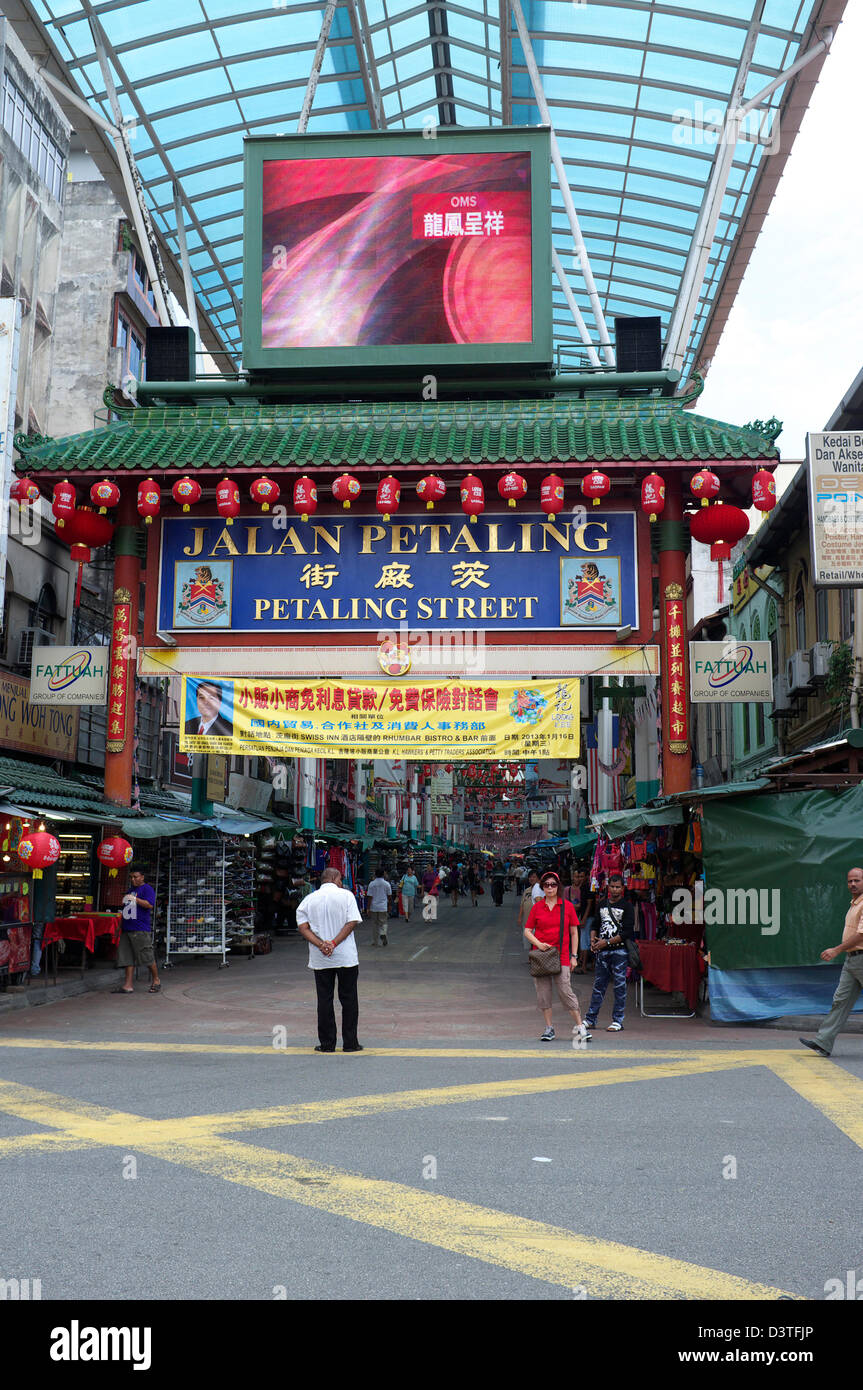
left=664, top=1, right=767, bottom=375
left=509, top=0, right=614, bottom=366
left=551, top=247, right=601, bottom=368
left=349, top=0, right=387, bottom=128
left=297, top=0, right=339, bottom=133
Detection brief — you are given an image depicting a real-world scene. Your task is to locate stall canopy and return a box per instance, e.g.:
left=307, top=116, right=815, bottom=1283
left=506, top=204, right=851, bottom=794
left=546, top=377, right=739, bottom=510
left=590, top=806, right=684, bottom=839
left=701, top=785, right=863, bottom=970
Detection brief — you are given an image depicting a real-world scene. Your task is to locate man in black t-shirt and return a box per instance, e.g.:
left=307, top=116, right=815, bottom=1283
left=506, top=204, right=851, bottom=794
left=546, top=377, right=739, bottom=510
left=584, top=874, right=634, bottom=1032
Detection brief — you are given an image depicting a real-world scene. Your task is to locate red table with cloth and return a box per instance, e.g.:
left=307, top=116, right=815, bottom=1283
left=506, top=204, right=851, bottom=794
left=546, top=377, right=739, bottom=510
left=637, top=940, right=706, bottom=1011
left=43, top=914, right=122, bottom=954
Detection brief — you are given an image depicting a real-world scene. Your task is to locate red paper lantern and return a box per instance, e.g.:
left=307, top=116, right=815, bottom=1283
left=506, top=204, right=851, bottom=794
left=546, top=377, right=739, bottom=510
left=752, top=468, right=777, bottom=518
left=137, top=478, right=161, bottom=526
left=216, top=477, right=240, bottom=526
left=96, top=835, right=134, bottom=878
left=460, top=474, right=485, bottom=524
left=640, top=472, right=666, bottom=523
left=540, top=473, right=565, bottom=517
left=16, top=829, right=61, bottom=879
left=89, top=478, right=120, bottom=514
left=690, top=502, right=750, bottom=601
left=250, top=476, right=280, bottom=512
left=52, top=479, right=76, bottom=529
left=417, top=474, right=447, bottom=510
left=581, top=471, right=610, bottom=507
left=11, top=478, right=40, bottom=508
left=690, top=468, right=720, bottom=507
left=293, top=476, right=317, bottom=523
left=376, top=475, right=401, bottom=521
left=497, top=471, right=527, bottom=509
left=332, top=473, right=361, bottom=509
left=172, top=476, right=201, bottom=513
left=60, top=508, right=115, bottom=602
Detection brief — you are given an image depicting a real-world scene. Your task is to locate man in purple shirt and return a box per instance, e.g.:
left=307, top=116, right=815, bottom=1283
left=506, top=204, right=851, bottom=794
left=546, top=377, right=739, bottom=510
left=112, top=868, right=160, bottom=995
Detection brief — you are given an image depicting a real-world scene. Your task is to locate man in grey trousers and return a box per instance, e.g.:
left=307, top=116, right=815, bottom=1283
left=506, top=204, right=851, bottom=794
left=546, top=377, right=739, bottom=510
left=800, top=866, right=863, bottom=1058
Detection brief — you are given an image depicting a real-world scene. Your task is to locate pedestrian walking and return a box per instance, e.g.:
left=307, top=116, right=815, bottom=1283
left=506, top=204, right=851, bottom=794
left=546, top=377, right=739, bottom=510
left=584, top=873, right=635, bottom=1032
left=365, top=868, right=392, bottom=947
left=400, top=869, right=419, bottom=921
left=467, top=862, right=480, bottom=906
left=112, top=866, right=160, bottom=995
left=801, top=866, right=863, bottom=1058
left=523, top=870, right=591, bottom=1042
left=568, top=867, right=595, bottom=973
left=296, top=867, right=363, bottom=1053
left=449, top=864, right=460, bottom=908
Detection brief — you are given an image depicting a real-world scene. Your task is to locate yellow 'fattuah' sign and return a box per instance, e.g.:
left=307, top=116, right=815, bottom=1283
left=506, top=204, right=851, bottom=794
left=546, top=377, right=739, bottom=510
left=179, top=676, right=579, bottom=761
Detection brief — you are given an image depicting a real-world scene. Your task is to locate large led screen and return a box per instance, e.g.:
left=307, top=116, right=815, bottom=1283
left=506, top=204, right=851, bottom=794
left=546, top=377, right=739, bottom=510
left=243, top=130, right=552, bottom=371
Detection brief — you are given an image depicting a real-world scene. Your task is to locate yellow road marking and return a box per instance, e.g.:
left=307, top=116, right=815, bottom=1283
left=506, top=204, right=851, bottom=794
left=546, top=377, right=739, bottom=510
left=0, top=1078, right=799, bottom=1299
left=767, top=1054, right=863, bottom=1151
left=0, top=1035, right=814, bottom=1062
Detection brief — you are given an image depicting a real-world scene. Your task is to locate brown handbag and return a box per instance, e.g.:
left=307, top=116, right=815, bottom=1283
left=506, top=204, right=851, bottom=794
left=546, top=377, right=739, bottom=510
left=528, top=902, right=566, bottom=978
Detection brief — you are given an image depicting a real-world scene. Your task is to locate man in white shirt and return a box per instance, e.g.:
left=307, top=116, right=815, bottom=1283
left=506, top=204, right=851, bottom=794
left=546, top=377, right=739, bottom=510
left=365, top=869, right=392, bottom=947
left=296, top=868, right=364, bottom=1052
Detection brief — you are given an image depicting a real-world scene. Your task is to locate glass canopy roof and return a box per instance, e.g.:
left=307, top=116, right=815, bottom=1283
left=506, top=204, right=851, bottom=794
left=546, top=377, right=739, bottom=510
left=29, top=0, right=836, bottom=378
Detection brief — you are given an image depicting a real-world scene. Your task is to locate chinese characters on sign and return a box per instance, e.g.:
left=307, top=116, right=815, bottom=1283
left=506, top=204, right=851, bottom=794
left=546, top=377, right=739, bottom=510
left=179, top=677, right=580, bottom=761
left=663, top=583, right=689, bottom=755
left=106, top=587, right=132, bottom=754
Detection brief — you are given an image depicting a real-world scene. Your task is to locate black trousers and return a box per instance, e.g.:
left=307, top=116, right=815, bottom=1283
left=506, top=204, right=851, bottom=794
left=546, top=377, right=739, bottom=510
left=313, top=965, right=359, bottom=1049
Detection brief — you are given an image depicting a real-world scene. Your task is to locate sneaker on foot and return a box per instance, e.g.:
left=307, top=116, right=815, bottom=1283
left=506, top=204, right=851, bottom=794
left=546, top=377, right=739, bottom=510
left=799, top=1037, right=829, bottom=1057
left=584, top=1019, right=597, bottom=1030
left=607, top=1021, right=623, bottom=1031
left=380, top=935, right=387, bottom=946
left=540, top=1026, right=555, bottom=1041
left=573, top=1023, right=592, bottom=1040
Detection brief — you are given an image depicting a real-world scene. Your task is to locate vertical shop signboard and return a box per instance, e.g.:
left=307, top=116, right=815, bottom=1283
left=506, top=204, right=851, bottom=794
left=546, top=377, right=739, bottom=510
left=106, top=587, right=132, bottom=753
left=663, top=582, right=689, bottom=754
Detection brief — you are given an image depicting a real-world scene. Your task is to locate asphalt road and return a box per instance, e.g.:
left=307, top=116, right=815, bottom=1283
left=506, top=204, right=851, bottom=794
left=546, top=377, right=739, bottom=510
left=0, top=896, right=860, bottom=1301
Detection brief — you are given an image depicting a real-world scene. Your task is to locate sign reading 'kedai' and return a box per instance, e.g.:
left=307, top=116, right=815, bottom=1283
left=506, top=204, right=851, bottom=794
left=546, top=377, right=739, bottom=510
left=807, top=431, right=863, bottom=586
left=689, top=641, right=773, bottom=704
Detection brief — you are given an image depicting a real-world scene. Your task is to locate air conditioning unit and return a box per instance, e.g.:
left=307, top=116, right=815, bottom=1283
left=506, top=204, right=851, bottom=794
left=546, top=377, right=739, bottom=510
left=17, top=627, right=53, bottom=668
left=809, top=642, right=834, bottom=682
left=770, top=674, right=792, bottom=715
left=787, top=650, right=812, bottom=695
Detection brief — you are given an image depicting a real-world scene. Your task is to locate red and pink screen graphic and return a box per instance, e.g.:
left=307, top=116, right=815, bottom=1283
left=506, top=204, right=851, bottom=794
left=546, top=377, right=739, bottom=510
left=261, top=152, right=532, bottom=349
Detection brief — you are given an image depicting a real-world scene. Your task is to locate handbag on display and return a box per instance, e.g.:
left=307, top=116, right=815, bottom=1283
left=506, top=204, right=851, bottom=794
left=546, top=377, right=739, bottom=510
left=529, top=902, right=566, bottom=978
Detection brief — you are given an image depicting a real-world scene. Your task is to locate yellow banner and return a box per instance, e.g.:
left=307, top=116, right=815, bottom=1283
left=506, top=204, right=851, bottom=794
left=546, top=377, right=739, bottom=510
left=179, top=677, right=579, bottom=760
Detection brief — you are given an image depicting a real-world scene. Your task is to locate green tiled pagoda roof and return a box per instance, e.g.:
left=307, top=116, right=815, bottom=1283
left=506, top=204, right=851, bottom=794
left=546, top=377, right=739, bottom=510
left=14, top=396, right=781, bottom=474
left=0, top=755, right=132, bottom=820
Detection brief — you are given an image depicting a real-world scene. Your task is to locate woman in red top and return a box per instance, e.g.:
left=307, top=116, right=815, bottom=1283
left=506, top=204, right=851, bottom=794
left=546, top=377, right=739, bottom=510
left=524, top=871, right=592, bottom=1042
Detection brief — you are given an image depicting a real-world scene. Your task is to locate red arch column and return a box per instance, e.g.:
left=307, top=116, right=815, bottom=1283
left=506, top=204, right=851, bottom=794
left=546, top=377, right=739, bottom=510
left=104, top=490, right=140, bottom=806
left=657, top=475, right=692, bottom=795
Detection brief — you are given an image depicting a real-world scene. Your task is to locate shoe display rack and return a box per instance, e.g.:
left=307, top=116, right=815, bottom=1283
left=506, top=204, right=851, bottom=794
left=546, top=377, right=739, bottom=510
left=164, top=836, right=228, bottom=969
left=224, top=837, right=258, bottom=959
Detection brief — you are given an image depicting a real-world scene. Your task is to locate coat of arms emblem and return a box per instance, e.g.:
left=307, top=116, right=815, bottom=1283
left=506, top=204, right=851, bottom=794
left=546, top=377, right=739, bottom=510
left=176, top=565, right=229, bottom=626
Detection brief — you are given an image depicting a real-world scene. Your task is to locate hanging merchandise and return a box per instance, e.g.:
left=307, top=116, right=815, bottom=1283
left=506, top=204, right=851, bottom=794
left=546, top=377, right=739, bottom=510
left=376, top=475, right=401, bottom=521
left=689, top=468, right=720, bottom=507
left=137, top=478, right=161, bottom=525
left=581, top=471, right=610, bottom=507
left=216, top=477, right=241, bottom=526
left=417, top=474, right=447, bottom=510
left=540, top=472, right=565, bottom=517
left=166, top=837, right=230, bottom=966
left=250, top=475, right=280, bottom=512
left=172, top=476, right=202, bottom=512
left=689, top=502, right=750, bottom=601
left=10, top=478, right=40, bottom=509
left=293, top=475, right=317, bottom=522
left=16, top=830, right=61, bottom=879
left=52, top=479, right=76, bottom=529
left=96, top=835, right=134, bottom=877
left=497, top=471, right=527, bottom=509
left=640, top=472, right=666, bottom=522
left=90, top=478, right=120, bottom=513
left=460, top=473, right=485, bottom=524
left=332, top=473, right=361, bottom=509
left=752, top=468, right=777, bottom=518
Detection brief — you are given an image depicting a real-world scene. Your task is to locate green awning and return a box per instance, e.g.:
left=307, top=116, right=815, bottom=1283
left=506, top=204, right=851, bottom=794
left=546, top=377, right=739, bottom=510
left=652, top=779, right=772, bottom=806
left=119, top=817, right=202, bottom=839
left=590, top=806, right=684, bottom=839
left=568, top=830, right=598, bottom=856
